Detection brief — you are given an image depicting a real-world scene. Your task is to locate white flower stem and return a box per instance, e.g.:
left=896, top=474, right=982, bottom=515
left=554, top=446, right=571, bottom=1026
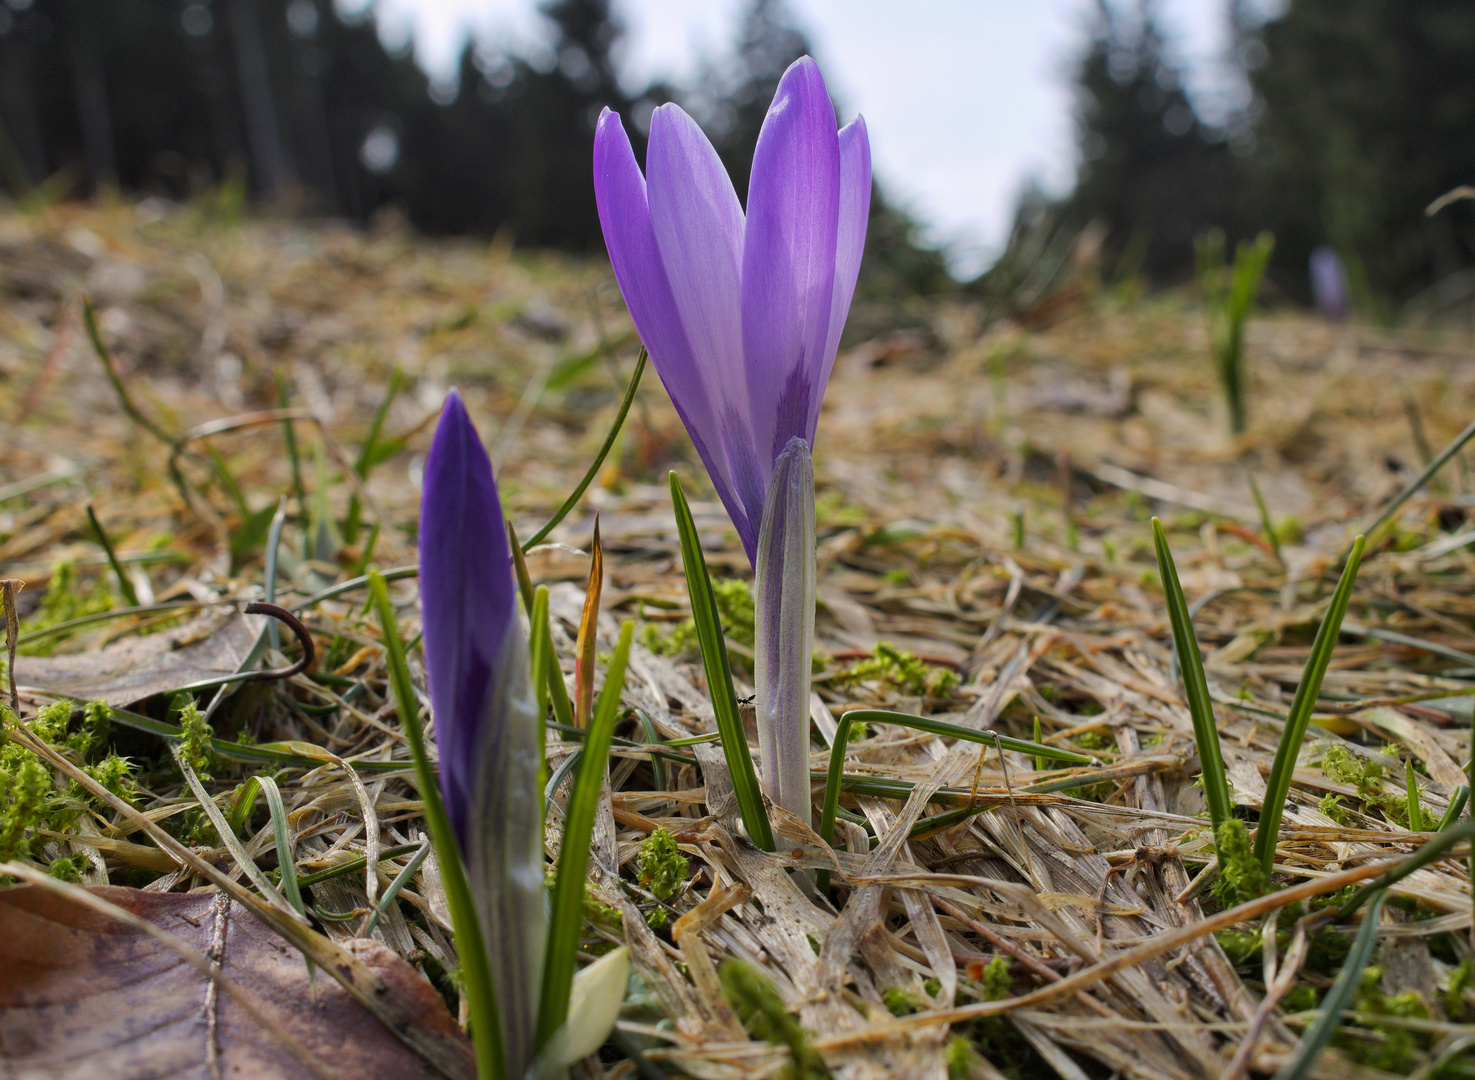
left=753, top=437, right=817, bottom=825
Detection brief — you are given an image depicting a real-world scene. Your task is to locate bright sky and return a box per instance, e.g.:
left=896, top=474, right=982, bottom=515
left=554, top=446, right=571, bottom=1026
left=369, top=0, right=1243, bottom=277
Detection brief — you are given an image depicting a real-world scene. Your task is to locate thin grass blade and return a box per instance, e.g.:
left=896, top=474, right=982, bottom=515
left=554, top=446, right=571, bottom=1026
left=1152, top=517, right=1232, bottom=831
left=669, top=472, right=774, bottom=852
left=1439, top=786, right=1469, bottom=831
left=510, top=522, right=575, bottom=729
left=816, top=707, right=1091, bottom=892
left=1247, top=472, right=1283, bottom=566
left=536, top=619, right=634, bottom=1052
left=364, top=838, right=432, bottom=937
left=86, top=504, right=140, bottom=607
left=521, top=349, right=646, bottom=551
left=1255, top=534, right=1365, bottom=874
left=1363, top=415, right=1475, bottom=543
left=254, top=774, right=306, bottom=918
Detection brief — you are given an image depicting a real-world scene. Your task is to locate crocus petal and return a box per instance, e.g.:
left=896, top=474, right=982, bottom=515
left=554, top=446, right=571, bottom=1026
left=742, top=56, right=841, bottom=467
left=810, top=116, right=871, bottom=441
left=599, top=107, right=764, bottom=558
left=417, top=389, right=517, bottom=844
left=753, top=437, right=816, bottom=823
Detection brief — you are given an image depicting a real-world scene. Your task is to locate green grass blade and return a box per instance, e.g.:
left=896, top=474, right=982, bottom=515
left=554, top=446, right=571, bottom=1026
left=85, top=504, right=140, bottom=607
left=530, top=585, right=551, bottom=831
left=1151, top=518, right=1232, bottom=832
left=1254, top=534, right=1365, bottom=874
left=510, top=522, right=575, bottom=729
left=816, top=707, right=1091, bottom=890
left=1363, top=415, right=1475, bottom=543
left=1246, top=472, right=1284, bottom=566
left=254, top=775, right=305, bottom=918
left=365, top=838, right=432, bottom=937
left=344, top=366, right=402, bottom=544
left=536, top=620, right=634, bottom=1053
left=226, top=777, right=262, bottom=837
left=521, top=349, right=646, bottom=552
left=634, top=708, right=668, bottom=791
left=669, top=472, right=774, bottom=852
left=1340, top=817, right=1475, bottom=920
left=368, top=570, right=505, bottom=1080
left=275, top=371, right=310, bottom=549
left=1405, top=760, right=1423, bottom=832
left=1437, top=786, right=1468, bottom=831
left=1272, top=891, right=1387, bottom=1080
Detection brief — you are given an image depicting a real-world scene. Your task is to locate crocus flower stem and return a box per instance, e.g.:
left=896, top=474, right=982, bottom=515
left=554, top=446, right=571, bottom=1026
left=753, top=437, right=817, bottom=822
left=369, top=569, right=505, bottom=1080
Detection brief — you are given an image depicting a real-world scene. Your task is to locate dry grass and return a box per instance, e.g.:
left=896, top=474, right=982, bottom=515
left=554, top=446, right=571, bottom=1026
left=5, top=199, right=1475, bottom=1078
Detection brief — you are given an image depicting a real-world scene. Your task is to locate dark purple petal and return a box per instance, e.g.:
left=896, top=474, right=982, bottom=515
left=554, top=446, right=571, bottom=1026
left=417, top=389, right=517, bottom=844
left=741, top=56, right=841, bottom=466
left=809, top=116, right=872, bottom=440
left=597, top=106, right=764, bottom=558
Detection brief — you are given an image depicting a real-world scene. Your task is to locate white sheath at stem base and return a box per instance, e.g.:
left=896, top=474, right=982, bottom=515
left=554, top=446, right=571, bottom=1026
left=753, top=436, right=817, bottom=825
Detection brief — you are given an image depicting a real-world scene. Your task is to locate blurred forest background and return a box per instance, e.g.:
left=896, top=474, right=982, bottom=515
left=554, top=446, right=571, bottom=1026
left=1, top=0, right=1473, bottom=319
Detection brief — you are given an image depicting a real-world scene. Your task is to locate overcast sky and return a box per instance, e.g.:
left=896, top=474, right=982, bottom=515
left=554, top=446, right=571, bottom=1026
left=366, top=0, right=1242, bottom=276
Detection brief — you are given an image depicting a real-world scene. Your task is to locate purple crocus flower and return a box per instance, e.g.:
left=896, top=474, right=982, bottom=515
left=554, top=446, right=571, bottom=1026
left=593, top=55, right=871, bottom=566
left=418, top=390, right=545, bottom=1074
left=594, top=56, right=868, bottom=825
left=1309, top=245, right=1349, bottom=321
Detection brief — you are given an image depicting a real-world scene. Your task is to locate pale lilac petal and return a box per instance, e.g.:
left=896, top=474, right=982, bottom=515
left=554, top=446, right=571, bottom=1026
left=809, top=115, right=872, bottom=440
left=595, top=108, right=761, bottom=557
left=741, top=56, right=841, bottom=465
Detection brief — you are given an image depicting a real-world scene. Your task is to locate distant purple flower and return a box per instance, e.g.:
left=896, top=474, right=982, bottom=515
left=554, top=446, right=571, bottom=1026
left=1310, top=245, right=1349, bottom=321
left=593, top=56, right=870, bottom=565
left=418, top=390, right=544, bottom=1072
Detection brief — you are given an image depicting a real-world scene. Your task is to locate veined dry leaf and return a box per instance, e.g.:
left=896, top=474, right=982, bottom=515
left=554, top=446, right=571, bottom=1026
left=0, top=884, right=470, bottom=1080
left=16, top=608, right=261, bottom=706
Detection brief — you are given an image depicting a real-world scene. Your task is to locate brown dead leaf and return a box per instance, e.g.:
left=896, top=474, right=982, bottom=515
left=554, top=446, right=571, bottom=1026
left=0, top=884, right=470, bottom=1080
left=16, top=608, right=260, bottom=706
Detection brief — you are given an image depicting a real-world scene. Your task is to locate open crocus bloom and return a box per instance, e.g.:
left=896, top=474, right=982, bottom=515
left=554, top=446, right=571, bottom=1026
left=593, top=55, right=871, bottom=565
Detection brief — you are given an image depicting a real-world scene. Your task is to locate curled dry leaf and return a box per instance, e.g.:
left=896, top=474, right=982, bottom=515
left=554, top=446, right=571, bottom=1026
left=0, top=884, right=471, bottom=1080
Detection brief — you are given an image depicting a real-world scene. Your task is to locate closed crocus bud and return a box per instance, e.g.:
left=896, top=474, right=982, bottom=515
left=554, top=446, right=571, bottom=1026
left=418, top=390, right=544, bottom=1076
left=1310, top=245, right=1348, bottom=321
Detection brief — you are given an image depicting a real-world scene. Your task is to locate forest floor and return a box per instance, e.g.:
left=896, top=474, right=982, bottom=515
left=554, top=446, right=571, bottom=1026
left=4, top=198, right=1475, bottom=1079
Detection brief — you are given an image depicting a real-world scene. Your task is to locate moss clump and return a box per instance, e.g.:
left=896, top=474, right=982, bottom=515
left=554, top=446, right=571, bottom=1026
left=637, top=828, right=687, bottom=901
left=47, top=855, right=85, bottom=882
left=1211, top=818, right=1270, bottom=905
left=19, top=560, right=117, bottom=657
left=720, top=960, right=831, bottom=1080
left=1322, top=745, right=1413, bottom=827
left=1332, top=966, right=1430, bottom=1072
left=833, top=642, right=958, bottom=698
left=1319, top=793, right=1352, bottom=825
left=641, top=577, right=756, bottom=656
left=171, top=693, right=215, bottom=779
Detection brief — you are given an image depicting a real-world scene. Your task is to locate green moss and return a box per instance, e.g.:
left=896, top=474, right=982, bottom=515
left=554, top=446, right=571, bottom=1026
left=815, top=490, right=867, bottom=528
left=47, top=855, right=84, bottom=882
left=1446, top=959, right=1474, bottom=1020
left=19, top=560, right=117, bottom=657
left=172, top=694, right=215, bottom=779
left=637, top=828, right=688, bottom=901
left=642, top=577, right=756, bottom=657
left=833, top=642, right=958, bottom=698
left=882, top=986, right=921, bottom=1017
left=720, top=960, right=831, bottom=1080
left=1332, top=966, right=1431, bottom=1072
left=1322, top=745, right=1412, bottom=826
left=1319, top=793, right=1352, bottom=825
left=1212, top=818, right=1269, bottom=905
left=978, top=956, right=1011, bottom=1002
